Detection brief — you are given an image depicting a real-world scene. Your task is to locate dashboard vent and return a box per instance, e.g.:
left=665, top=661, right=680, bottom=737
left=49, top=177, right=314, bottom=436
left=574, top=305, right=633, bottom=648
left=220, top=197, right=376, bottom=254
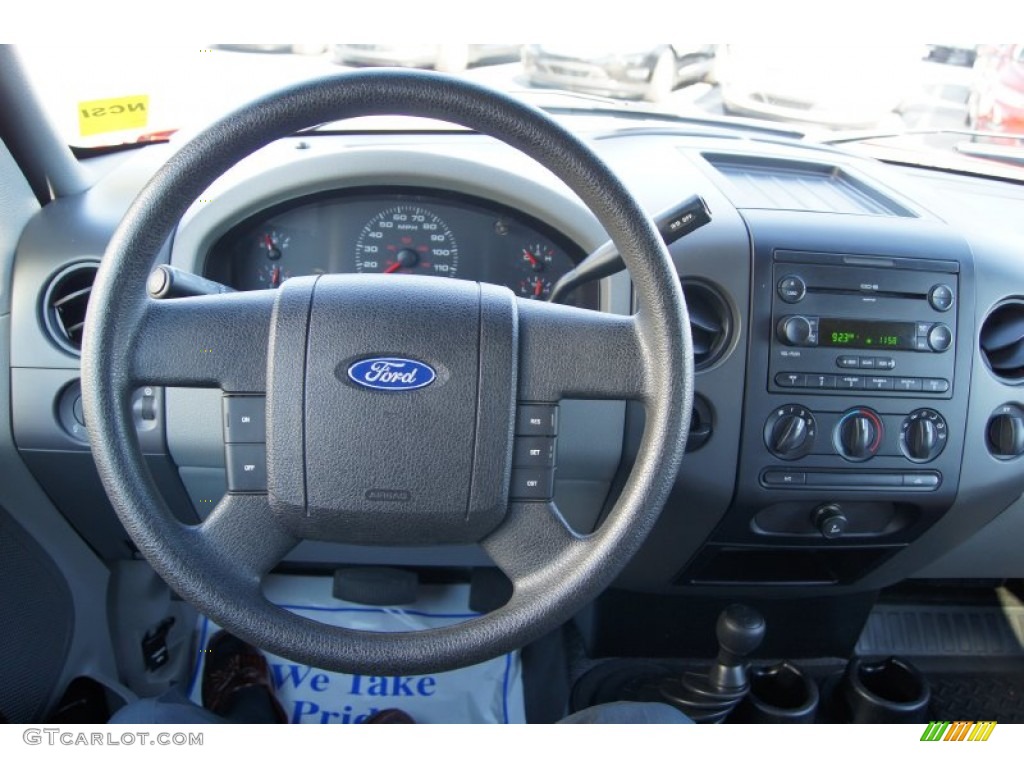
left=682, top=280, right=731, bottom=371
left=980, top=300, right=1024, bottom=382
left=42, top=261, right=99, bottom=355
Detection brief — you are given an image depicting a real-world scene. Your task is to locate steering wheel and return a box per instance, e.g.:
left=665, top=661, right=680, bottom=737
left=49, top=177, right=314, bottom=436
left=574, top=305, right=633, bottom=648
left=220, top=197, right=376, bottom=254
left=81, top=70, right=692, bottom=675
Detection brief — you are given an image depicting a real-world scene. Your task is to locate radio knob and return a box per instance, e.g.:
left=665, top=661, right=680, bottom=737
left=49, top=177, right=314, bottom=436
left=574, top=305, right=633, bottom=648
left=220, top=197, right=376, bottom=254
left=901, top=409, right=948, bottom=462
left=778, top=316, right=813, bottom=346
left=927, top=323, right=952, bottom=352
left=835, top=408, right=883, bottom=462
left=765, top=405, right=816, bottom=460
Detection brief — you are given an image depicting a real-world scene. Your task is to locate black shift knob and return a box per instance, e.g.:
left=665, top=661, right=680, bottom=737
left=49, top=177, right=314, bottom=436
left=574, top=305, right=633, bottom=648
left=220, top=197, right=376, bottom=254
left=717, top=604, right=767, bottom=660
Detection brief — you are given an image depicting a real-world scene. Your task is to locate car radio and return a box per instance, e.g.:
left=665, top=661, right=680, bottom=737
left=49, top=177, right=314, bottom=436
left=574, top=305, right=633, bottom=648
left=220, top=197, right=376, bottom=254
left=768, top=252, right=957, bottom=398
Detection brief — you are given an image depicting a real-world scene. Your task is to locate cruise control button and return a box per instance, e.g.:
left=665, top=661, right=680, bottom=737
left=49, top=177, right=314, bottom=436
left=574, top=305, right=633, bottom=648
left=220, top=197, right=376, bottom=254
left=516, top=404, right=558, bottom=436
left=223, top=396, right=267, bottom=443
left=513, top=437, right=556, bottom=467
left=226, top=444, right=267, bottom=492
left=837, top=356, right=860, bottom=368
left=923, top=378, right=950, bottom=394
left=510, top=469, right=555, bottom=500
left=775, top=372, right=807, bottom=388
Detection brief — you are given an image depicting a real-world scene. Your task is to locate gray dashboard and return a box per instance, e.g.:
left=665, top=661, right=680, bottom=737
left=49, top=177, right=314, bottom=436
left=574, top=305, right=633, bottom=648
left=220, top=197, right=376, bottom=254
left=9, top=124, right=1024, bottom=587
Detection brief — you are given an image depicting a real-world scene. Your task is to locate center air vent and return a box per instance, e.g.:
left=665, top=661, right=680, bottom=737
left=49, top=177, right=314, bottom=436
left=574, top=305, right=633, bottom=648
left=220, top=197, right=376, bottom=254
left=980, top=300, right=1024, bottom=382
left=682, top=280, right=732, bottom=371
left=42, top=261, right=99, bottom=355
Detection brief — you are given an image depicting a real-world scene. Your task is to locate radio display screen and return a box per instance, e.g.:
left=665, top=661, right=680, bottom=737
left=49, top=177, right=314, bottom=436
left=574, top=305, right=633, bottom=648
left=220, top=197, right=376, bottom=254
left=818, top=318, right=917, bottom=350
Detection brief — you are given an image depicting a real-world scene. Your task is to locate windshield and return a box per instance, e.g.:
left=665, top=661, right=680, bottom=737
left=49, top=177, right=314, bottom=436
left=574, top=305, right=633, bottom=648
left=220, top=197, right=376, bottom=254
left=14, top=43, right=1024, bottom=178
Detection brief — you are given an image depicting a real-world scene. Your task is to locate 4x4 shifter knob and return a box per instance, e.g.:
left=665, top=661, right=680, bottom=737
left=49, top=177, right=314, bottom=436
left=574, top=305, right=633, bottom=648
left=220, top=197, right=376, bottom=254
left=717, top=604, right=767, bottom=660
left=662, top=604, right=767, bottom=723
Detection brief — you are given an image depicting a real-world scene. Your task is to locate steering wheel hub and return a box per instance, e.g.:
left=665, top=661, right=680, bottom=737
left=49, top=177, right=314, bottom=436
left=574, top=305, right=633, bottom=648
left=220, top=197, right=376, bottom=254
left=267, top=274, right=516, bottom=545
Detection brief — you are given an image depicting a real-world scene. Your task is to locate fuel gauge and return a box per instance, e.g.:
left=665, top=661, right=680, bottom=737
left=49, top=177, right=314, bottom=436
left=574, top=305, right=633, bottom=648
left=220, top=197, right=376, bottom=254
left=519, top=275, right=552, bottom=300
left=258, top=262, right=291, bottom=289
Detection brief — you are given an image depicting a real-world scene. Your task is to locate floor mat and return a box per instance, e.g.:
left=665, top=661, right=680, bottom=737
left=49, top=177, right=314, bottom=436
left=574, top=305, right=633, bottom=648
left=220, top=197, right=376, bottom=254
left=187, top=575, right=525, bottom=724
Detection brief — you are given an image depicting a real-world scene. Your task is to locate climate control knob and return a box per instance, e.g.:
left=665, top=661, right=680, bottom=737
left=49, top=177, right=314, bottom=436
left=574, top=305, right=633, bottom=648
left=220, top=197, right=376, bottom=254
left=834, top=407, right=884, bottom=462
left=900, top=408, right=948, bottom=463
left=764, top=405, right=816, bottom=460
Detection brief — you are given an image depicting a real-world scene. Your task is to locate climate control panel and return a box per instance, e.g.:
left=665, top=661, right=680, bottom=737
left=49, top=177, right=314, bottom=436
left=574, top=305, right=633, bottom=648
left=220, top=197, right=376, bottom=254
left=763, top=403, right=948, bottom=478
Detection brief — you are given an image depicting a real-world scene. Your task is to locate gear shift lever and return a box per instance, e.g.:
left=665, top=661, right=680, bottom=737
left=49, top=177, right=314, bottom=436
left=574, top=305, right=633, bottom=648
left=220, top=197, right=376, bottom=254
left=660, top=604, right=766, bottom=723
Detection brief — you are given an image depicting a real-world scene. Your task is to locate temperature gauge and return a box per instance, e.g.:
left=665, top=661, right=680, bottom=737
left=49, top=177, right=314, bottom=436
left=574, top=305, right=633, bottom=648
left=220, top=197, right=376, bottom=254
left=519, top=243, right=556, bottom=273
left=257, top=229, right=290, bottom=261
left=519, top=275, right=552, bottom=300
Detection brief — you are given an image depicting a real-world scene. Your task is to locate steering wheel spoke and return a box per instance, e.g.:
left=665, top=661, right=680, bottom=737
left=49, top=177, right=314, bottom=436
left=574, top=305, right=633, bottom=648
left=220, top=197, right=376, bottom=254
left=482, top=501, right=584, bottom=587
left=191, top=493, right=298, bottom=580
left=516, top=299, right=648, bottom=402
left=129, top=292, right=275, bottom=391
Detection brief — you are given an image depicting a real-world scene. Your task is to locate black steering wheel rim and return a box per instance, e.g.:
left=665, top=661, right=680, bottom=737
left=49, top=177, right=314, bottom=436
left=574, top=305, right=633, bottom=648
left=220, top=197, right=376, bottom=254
left=81, top=69, right=692, bottom=675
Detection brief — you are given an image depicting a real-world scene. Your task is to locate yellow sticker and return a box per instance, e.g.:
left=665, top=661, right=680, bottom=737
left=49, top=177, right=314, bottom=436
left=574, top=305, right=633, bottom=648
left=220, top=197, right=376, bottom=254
left=78, top=95, right=149, bottom=138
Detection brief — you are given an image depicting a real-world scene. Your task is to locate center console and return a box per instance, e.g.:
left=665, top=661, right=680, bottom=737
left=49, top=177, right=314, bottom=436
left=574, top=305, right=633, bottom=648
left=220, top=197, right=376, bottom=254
left=677, top=210, right=975, bottom=587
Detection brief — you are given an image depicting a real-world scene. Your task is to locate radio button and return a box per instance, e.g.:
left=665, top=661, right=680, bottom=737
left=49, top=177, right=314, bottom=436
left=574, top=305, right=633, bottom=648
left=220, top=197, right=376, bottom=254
left=928, top=284, right=954, bottom=312
left=808, top=373, right=837, bottom=389
left=837, top=355, right=860, bottom=368
left=916, top=322, right=933, bottom=337
left=928, top=324, right=953, bottom=352
left=864, top=376, right=894, bottom=391
left=914, top=337, right=932, bottom=352
left=775, top=372, right=808, bottom=388
left=923, top=378, right=950, bottom=394
left=859, top=357, right=876, bottom=369
left=778, top=275, right=807, bottom=304
left=895, top=377, right=923, bottom=392
left=875, top=357, right=896, bottom=370
left=836, top=375, right=863, bottom=389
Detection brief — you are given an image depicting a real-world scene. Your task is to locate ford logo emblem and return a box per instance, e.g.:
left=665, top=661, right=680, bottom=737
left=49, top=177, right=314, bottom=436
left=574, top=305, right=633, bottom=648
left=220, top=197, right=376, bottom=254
left=347, top=357, right=436, bottom=391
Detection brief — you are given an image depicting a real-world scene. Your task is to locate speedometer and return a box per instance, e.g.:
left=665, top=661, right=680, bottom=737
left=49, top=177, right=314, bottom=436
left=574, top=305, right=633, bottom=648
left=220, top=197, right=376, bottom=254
left=354, top=205, right=459, bottom=278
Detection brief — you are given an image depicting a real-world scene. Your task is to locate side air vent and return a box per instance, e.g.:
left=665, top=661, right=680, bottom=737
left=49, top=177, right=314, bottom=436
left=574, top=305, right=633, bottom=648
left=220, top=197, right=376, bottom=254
left=980, top=300, right=1024, bottom=382
left=42, top=261, right=99, bottom=355
left=682, top=280, right=732, bottom=371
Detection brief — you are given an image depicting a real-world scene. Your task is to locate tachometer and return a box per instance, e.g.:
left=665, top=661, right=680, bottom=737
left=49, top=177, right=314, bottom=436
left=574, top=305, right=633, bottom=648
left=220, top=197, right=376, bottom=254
left=354, top=205, right=458, bottom=278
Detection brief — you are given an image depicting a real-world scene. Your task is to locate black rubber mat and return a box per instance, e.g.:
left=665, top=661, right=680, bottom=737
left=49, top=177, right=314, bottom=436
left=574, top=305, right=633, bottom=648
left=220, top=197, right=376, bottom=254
left=927, top=672, right=1024, bottom=723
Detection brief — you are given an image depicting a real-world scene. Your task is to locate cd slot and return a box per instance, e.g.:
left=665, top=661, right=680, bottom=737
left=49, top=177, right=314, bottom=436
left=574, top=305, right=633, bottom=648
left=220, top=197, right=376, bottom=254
left=807, top=286, right=923, bottom=301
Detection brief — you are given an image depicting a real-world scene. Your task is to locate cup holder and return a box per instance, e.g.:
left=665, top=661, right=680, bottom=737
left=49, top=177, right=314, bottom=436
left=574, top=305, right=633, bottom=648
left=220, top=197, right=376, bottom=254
left=734, top=661, right=819, bottom=723
left=841, top=656, right=930, bottom=723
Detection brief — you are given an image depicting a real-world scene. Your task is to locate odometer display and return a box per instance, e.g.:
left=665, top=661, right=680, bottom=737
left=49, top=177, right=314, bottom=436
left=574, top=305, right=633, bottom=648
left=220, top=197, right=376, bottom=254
left=818, top=319, right=916, bottom=350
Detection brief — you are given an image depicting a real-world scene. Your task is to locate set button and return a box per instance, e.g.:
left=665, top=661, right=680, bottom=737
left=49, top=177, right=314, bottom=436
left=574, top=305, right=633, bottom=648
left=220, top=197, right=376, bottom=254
left=512, top=403, right=557, bottom=500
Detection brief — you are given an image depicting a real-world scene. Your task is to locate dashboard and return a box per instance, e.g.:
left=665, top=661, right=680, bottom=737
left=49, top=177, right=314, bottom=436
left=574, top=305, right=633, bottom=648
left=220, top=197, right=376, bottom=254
left=202, top=187, right=592, bottom=305
left=8, top=113, right=1024, bottom=606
